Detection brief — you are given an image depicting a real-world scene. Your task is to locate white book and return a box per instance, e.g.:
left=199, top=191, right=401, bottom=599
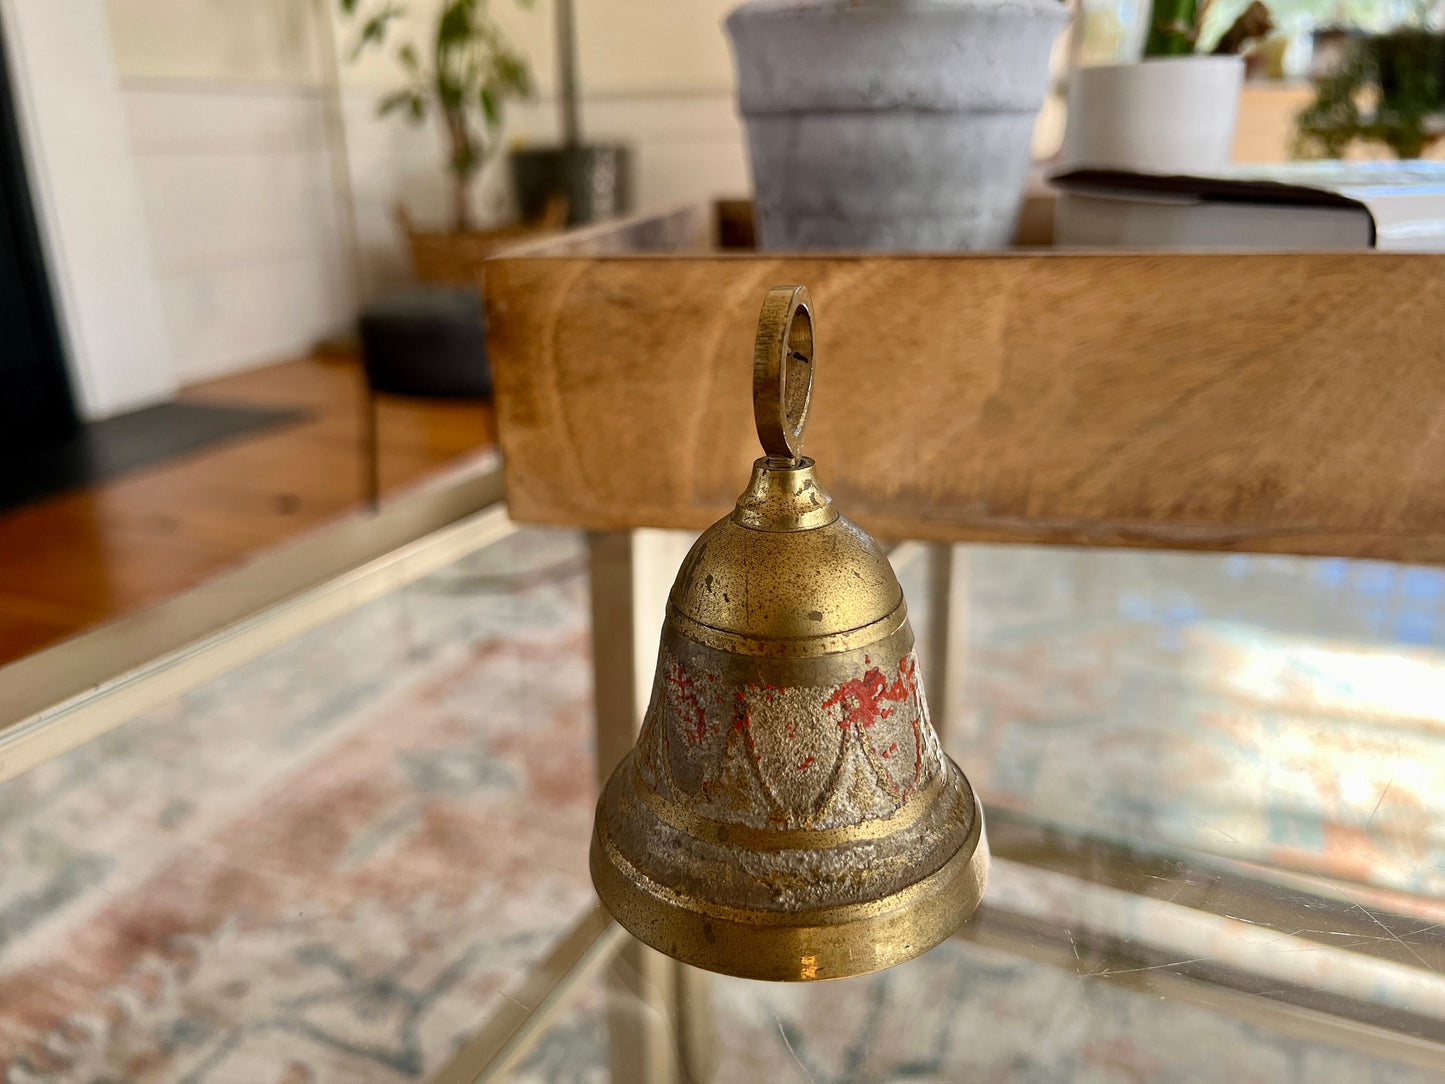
left=1050, top=161, right=1445, bottom=251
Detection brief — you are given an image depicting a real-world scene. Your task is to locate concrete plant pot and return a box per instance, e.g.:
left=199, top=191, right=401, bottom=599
left=726, top=0, right=1068, bottom=250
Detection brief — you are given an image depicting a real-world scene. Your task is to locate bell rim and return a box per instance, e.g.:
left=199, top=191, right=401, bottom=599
left=590, top=783, right=988, bottom=982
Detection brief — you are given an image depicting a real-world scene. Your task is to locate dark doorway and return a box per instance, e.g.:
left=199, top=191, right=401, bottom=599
left=0, top=19, right=77, bottom=456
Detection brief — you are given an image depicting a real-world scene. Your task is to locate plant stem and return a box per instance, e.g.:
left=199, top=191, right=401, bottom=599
left=556, top=0, right=580, bottom=146
left=452, top=171, right=472, bottom=233
left=1144, top=0, right=1198, bottom=57
left=443, top=105, right=474, bottom=232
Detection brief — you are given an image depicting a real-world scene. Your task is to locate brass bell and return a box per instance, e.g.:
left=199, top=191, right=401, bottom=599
left=591, top=285, right=987, bottom=981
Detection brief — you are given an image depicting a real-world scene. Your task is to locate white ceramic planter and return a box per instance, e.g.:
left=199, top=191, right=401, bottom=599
left=1060, top=56, right=1245, bottom=175
left=726, top=0, right=1069, bottom=250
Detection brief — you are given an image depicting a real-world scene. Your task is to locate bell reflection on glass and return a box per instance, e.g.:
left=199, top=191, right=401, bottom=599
left=590, top=285, right=987, bottom=981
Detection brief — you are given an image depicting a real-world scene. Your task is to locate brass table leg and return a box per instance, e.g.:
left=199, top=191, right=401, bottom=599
left=587, top=529, right=698, bottom=1084
left=924, top=541, right=971, bottom=748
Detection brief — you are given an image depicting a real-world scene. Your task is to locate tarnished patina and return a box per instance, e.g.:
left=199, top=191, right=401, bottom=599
left=590, top=285, right=987, bottom=981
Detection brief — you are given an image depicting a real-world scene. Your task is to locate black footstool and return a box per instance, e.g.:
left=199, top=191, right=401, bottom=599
left=357, top=286, right=490, bottom=506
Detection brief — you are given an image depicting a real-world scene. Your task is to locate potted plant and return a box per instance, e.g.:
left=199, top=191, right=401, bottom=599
left=1060, top=0, right=1274, bottom=175
left=725, top=0, right=1069, bottom=251
left=1296, top=28, right=1445, bottom=159
left=339, top=0, right=561, bottom=281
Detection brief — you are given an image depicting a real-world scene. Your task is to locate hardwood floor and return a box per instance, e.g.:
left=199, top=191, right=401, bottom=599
left=0, top=354, right=495, bottom=665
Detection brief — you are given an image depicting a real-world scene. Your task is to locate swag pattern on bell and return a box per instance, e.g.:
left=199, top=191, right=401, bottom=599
left=632, top=646, right=946, bottom=832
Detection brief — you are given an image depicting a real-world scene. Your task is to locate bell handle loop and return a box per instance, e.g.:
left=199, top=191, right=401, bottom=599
left=752, top=285, right=814, bottom=464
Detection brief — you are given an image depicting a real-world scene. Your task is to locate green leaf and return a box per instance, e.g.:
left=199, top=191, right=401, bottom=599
left=480, top=85, right=499, bottom=126
left=377, top=88, right=415, bottom=116
left=350, top=4, right=404, bottom=59
left=1143, top=0, right=1198, bottom=57
left=339, top=0, right=360, bottom=14
left=398, top=42, right=419, bottom=72
left=437, top=1, right=472, bottom=46
left=496, top=51, right=531, bottom=96
left=436, top=75, right=465, bottom=109
left=451, top=138, right=480, bottom=178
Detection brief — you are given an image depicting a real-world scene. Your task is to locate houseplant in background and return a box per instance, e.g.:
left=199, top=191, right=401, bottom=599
left=726, top=0, right=1069, bottom=250
left=339, top=0, right=559, bottom=281
left=1060, top=0, right=1274, bottom=174
left=1295, top=27, right=1445, bottom=159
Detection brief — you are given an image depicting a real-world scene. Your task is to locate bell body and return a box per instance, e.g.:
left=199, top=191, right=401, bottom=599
left=591, top=456, right=987, bottom=982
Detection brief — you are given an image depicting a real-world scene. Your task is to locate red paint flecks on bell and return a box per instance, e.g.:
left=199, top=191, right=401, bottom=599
left=821, top=656, right=916, bottom=732
left=732, top=691, right=753, bottom=732
left=666, top=662, right=710, bottom=745
left=797, top=755, right=816, bottom=771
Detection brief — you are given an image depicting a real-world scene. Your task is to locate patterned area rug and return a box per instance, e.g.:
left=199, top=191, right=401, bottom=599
left=0, top=529, right=596, bottom=1081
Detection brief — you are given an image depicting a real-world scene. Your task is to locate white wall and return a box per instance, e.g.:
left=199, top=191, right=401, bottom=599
left=1, top=0, right=176, bottom=418
left=121, top=81, right=353, bottom=382
left=106, top=0, right=353, bottom=383
left=108, top=0, right=323, bottom=84
left=95, top=0, right=751, bottom=384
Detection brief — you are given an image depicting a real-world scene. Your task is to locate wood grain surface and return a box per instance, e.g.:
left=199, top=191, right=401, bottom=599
left=485, top=249, right=1445, bottom=563
left=0, top=356, right=495, bottom=663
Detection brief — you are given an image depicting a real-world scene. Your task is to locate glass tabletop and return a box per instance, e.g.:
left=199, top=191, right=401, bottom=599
left=2, top=502, right=1443, bottom=1081
left=495, top=544, right=1445, bottom=1084
left=509, top=914, right=1442, bottom=1084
